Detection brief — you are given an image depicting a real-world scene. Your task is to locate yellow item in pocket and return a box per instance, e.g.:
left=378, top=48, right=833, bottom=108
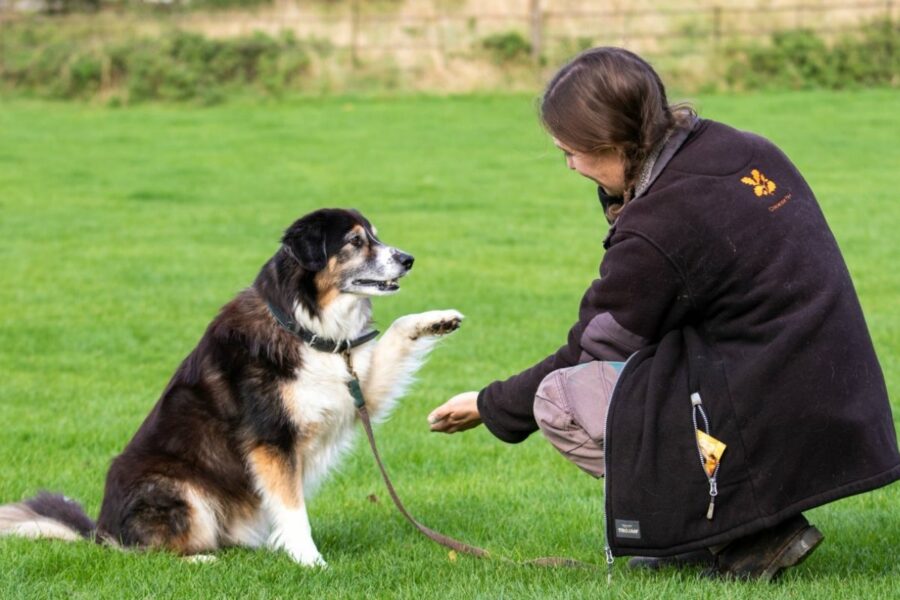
left=696, top=430, right=726, bottom=477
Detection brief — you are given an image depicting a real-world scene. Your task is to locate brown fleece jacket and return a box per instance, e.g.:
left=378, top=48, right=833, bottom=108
left=478, top=119, right=899, bottom=553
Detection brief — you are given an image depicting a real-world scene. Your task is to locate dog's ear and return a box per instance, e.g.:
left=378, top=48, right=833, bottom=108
left=282, top=214, right=329, bottom=272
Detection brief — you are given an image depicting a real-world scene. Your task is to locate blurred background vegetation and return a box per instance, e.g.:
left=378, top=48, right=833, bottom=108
left=0, top=0, right=897, bottom=103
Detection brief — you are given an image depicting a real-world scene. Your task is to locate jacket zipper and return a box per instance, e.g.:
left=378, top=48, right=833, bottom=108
left=691, top=392, right=721, bottom=520
left=602, top=353, right=636, bottom=585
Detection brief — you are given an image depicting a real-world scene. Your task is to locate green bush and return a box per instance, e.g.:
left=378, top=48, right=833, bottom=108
left=0, top=24, right=312, bottom=103
left=187, top=0, right=273, bottom=9
left=832, top=20, right=898, bottom=86
left=480, top=31, right=532, bottom=64
left=722, top=19, right=898, bottom=91
left=40, top=0, right=103, bottom=14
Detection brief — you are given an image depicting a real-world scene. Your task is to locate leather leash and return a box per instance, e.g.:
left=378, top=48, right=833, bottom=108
left=343, top=350, right=600, bottom=570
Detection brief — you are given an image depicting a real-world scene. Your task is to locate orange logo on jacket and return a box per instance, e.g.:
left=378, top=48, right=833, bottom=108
left=741, top=169, right=777, bottom=197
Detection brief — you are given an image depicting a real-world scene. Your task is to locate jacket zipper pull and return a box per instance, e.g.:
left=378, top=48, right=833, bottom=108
left=605, top=545, right=614, bottom=584
left=706, top=477, right=718, bottom=520
left=692, top=391, right=725, bottom=521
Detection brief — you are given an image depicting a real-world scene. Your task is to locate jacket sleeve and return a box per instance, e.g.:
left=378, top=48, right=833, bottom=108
left=477, top=231, right=692, bottom=443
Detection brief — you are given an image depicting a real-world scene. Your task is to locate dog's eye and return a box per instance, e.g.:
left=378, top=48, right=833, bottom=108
left=349, top=235, right=364, bottom=248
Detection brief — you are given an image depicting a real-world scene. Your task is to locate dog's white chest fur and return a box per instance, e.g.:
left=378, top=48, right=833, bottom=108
left=287, top=344, right=374, bottom=496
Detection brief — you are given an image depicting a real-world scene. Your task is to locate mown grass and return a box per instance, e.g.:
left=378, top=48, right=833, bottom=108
left=0, top=89, right=898, bottom=598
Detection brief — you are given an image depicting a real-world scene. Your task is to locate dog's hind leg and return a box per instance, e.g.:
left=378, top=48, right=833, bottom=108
left=115, top=479, right=220, bottom=556
left=359, top=309, right=463, bottom=421
left=247, top=445, right=325, bottom=568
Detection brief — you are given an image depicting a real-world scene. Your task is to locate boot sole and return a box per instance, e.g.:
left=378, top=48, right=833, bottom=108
left=761, top=525, right=824, bottom=582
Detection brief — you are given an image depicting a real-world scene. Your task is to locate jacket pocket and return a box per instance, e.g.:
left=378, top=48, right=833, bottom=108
left=606, top=326, right=760, bottom=556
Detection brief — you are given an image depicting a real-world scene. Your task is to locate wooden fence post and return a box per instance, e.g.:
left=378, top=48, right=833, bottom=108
left=351, top=0, right=361, bottom=67
left=530, top=0, right=542, bottom=64
left=433, top=0, right=446, bottom=67
left=712, top=5, right=722, bottom=51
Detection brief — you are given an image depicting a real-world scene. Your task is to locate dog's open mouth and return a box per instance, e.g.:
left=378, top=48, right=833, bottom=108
left=352, top=278, right=400, bottom=292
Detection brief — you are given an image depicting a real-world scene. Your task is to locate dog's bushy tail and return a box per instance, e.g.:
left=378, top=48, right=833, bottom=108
left=0, top=491, right=96, bottom=542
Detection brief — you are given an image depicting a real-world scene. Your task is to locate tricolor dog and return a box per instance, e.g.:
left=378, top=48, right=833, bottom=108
left=0, top=208, right=462, bottom=566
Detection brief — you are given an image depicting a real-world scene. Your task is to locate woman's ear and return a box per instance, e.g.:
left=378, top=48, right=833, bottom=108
left=282, top=216, right=328, bottom=272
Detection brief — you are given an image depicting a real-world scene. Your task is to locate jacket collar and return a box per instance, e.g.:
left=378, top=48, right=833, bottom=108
left=633, top=115, right=701, bottom=201
left=602, top=116, right=702, bottom=249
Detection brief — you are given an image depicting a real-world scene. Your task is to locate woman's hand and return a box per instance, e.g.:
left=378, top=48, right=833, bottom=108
left=428, top=391, right=482, bottom=433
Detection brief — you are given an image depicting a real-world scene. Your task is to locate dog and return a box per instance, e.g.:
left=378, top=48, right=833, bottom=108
left=0, top=208, right=462, bottom=567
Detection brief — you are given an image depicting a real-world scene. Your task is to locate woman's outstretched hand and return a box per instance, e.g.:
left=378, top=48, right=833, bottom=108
left=428, top=391, right=482, bottom=433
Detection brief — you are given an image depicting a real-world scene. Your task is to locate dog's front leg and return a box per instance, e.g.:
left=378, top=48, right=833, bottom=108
left=247, top=446, right=325, bottom=568
left=360, top=309, right=463, bottom=420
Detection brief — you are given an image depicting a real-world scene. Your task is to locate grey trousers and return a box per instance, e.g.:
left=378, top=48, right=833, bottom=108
left=533, top=361, right=624, bottom=478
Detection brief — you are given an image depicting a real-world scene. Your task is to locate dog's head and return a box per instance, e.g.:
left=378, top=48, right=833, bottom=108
left=281, top=208, right=414, bottom=297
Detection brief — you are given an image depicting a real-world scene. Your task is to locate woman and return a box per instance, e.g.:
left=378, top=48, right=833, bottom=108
left=427, top=47, right=899, bottom=580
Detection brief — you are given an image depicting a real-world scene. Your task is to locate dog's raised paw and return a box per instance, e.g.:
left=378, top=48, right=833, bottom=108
left=427, top=315, right=463, bottom=336
left=411, top=309, right=464, bottom=339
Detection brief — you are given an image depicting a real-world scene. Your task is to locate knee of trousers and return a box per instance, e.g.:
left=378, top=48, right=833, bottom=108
left=533, top=365, right=606, bottom=478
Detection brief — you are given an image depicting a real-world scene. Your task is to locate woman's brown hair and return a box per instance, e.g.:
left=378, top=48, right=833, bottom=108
left=540, top=47, right=694, bottom=220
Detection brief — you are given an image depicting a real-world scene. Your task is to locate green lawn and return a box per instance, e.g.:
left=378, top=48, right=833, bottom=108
left=0, top=89, right=898, bottom=598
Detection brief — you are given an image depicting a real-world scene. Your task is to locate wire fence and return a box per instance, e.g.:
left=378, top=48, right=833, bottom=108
left=0, top=0, right=895, bottom=90
left=166, top=0, right=897, bottom=63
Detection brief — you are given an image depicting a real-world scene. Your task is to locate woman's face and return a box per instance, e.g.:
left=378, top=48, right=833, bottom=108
left=553, top=137, right=626, bottom=197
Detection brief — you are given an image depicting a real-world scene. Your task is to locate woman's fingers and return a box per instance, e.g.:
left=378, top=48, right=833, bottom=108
left=428, top=410, right=458, bottom=431
left=427, top=408, right=448, bottom=425
left=428, top=391, right=481, bottom=433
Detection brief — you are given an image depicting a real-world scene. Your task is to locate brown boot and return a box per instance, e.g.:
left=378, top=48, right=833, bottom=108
left=709, top=514, right=824, bottom=582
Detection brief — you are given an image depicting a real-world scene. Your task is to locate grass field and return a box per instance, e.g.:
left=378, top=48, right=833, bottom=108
left=0, top=89, right=898, bottom=598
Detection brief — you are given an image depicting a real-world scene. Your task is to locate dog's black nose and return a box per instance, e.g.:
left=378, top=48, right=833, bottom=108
left=394, top=252, right=414, bottom=270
